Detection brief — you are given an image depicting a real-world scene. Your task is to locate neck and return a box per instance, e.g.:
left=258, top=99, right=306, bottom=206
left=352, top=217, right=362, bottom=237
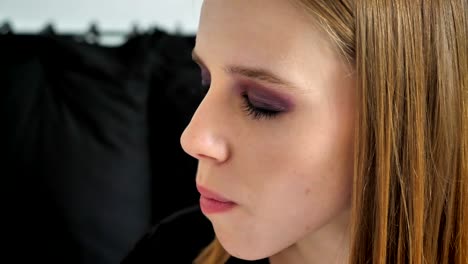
left=268, top=209, right=350, bottom=264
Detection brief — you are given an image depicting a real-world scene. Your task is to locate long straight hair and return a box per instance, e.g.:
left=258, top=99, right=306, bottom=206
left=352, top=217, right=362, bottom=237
left=194, top=0, right=468, bottom=263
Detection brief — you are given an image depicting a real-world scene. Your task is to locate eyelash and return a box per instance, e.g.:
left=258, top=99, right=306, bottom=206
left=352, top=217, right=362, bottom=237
left=200, top=79, right=281, bottom=120
left=240, top=93, right=281, bottom=120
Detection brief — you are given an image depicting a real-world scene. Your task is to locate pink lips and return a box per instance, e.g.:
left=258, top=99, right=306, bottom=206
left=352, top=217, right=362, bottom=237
left=197, top=184, right=237, bottom=214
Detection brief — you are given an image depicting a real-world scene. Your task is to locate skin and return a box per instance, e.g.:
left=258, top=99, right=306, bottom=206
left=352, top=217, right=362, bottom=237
left=180, top=0, right=356, bottom=263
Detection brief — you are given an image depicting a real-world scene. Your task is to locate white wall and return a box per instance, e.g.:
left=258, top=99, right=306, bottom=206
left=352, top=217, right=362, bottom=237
left=0, top=0, right=203, bottom=35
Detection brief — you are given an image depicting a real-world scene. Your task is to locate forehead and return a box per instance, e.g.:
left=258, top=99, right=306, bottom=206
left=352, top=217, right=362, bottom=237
left=198, top=0, right=307, bottom=33
left=195, top=0, right=350, bottom=94
left=196, top=0, right=327, bottom=68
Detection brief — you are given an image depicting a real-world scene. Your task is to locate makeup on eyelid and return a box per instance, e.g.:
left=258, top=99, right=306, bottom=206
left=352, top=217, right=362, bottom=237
left=201, top=67, right=211, bottom=87
left=235, top=79, right=295, bottom=111
left=197, top=63, right=295, bottom=112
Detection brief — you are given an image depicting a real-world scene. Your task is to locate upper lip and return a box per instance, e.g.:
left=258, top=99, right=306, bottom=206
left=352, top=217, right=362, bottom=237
left=196, top=184, right=236, bottom=203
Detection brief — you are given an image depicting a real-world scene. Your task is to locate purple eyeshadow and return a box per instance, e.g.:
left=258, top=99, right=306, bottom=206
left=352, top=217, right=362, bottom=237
left=248, top=91, right=289, bottom=111
left=200, top=66, right=211, bottom=86
left=235, top=79, right=295, bottom=111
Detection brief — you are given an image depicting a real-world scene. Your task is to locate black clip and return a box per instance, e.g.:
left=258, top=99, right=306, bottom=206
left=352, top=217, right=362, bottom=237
left=84, top=22, right=100, bottom=44
left=127, top=22, right=141, bottom=38
left=40, top=22, right=56, bottom=36
left=0, top=21, right=13, bottom=34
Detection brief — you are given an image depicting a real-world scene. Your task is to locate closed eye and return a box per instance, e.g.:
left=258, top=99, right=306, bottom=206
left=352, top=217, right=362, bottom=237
left=241, top=93, right=283, bottom=120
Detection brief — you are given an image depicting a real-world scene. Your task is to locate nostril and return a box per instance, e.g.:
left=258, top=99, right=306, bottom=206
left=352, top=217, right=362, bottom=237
left=197, top=153, right=212, bottom=160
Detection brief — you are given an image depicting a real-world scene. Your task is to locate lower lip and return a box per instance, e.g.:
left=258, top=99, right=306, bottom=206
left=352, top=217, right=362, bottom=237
left=200, top=196, right=237, bottom=214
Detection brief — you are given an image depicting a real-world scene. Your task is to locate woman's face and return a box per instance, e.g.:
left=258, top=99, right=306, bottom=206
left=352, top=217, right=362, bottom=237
left=181, top=0, right=356, bottom=260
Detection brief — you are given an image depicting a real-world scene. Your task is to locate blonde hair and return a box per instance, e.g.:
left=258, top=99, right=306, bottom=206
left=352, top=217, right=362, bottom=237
left=195, top=0, right=468, bottom=263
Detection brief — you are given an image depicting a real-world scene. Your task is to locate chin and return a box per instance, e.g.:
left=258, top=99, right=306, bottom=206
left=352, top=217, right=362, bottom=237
left=226, top=248, right=269, bottom=261
left=217, top=235, right=276, bottom=261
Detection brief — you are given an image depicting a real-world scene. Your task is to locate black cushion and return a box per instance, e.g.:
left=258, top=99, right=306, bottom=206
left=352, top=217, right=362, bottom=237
left=1, top=34, right=154, bottom=263
left=146, top=32, right=204, bottom=223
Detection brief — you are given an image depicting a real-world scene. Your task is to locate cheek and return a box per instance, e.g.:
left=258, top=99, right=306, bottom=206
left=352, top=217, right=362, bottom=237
left=233, top=105, right=355, bottom=199
left=244, top=132, right=353, bottom=237
left=213, top=108, right=354, bottom=260
left=261, top=150, right=353, bottom=213
left=253, top=108, right=355, bottom=214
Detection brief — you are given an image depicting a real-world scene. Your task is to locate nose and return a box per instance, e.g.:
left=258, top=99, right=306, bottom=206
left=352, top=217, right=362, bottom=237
left=180, top=92, right=230, bottom=164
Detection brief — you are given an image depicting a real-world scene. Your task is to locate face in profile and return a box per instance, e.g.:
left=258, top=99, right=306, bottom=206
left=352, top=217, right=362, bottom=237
left=180, top=0, right=356, bottom=261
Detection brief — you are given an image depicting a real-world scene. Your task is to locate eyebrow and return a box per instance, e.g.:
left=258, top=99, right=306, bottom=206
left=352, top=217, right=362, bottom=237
left=192, top=49, right=297, bottom=89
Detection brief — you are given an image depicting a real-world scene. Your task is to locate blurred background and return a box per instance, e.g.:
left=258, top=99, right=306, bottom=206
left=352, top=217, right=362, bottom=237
left=0, top=0, right=202, bottom=39
left=1, top=1, right=208, bottom=263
